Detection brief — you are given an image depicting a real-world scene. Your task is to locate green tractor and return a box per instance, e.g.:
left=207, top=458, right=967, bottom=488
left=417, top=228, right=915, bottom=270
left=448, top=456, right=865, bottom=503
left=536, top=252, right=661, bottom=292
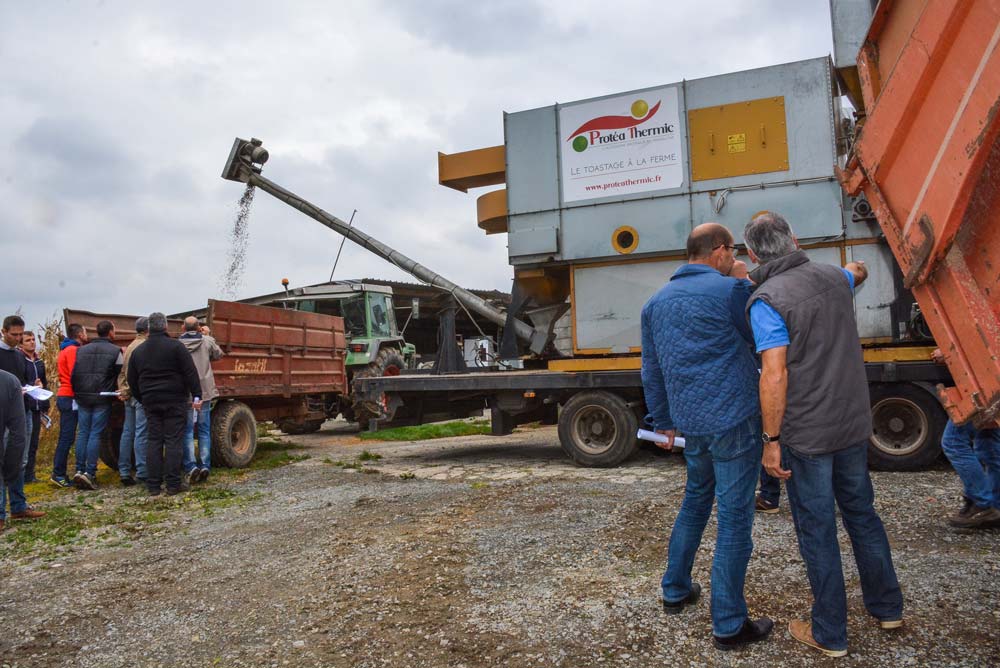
left=259, top=281, right=417, bottom=431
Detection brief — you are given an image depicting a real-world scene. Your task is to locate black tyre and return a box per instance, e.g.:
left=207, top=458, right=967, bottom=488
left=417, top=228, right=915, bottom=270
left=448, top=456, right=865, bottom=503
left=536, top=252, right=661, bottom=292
left=868, top=383, right=946, bottom=471
left=98, top=426, right=124, bottom=471
left=351, top=347, right=405, bottom=429
left=558, top=391, right=639, bottom=467
left=211, top=401, right=257, bottom=468
left=278, top=419, right=324, bottom=435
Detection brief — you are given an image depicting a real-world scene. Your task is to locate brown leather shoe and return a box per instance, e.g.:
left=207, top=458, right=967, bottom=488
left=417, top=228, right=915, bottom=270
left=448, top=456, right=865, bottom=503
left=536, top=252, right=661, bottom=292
left=789, top=620, right=847, bottom=658
left=11, top=508, right=46, bottom=520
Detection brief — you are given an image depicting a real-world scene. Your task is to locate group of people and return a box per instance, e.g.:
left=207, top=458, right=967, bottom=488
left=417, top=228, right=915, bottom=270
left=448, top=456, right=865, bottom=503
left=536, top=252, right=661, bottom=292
left=0, top=312, right=223, bottom=531
left=640, top=211, right=997, bottom=657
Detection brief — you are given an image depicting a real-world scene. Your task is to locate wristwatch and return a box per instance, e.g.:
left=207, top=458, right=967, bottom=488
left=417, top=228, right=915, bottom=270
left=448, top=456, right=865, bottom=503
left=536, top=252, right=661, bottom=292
left=762, top=431, right=780, bottom=444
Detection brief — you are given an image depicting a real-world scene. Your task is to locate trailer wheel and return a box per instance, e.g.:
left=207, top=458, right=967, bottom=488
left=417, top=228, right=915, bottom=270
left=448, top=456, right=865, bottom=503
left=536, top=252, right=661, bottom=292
left=558, top=391, right=638, bottom=467
left=868, top=383, right=946, bottom=471
left=352, top=347, right=405, bottom=429
left=211, top=401, right=257, bottom=468
left=98, top=426, right=124, bottom=471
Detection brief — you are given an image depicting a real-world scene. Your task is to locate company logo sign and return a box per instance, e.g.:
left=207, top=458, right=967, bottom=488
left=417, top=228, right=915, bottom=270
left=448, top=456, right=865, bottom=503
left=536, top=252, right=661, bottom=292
left=559, top=86, right=683, bottom=203
left=567, top=98, right=675, bottom=152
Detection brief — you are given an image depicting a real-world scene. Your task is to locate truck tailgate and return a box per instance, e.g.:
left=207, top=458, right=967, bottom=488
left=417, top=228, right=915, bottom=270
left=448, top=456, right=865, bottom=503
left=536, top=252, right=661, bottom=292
left=840, top=0, right=1000, bottom=425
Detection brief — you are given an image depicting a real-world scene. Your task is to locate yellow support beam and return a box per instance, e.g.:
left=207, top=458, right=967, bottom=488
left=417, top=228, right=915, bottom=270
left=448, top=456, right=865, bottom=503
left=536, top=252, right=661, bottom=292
left=438, top=145, right=505, bottom=192
left=548, top=357, right=641, bottom=372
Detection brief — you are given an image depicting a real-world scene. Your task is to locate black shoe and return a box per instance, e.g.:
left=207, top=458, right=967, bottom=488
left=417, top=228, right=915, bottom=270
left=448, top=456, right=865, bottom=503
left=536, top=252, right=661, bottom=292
left=120, top=476, right=137, bottom=487
left=714, top=618, right=774, bottom=651
left=165, top=482, right=191, bottom=496
left=77, top=472, right=98, bottom=490
left=662, top=582, right=701, bottom=615
left=198, top=467, right=210, bottom=483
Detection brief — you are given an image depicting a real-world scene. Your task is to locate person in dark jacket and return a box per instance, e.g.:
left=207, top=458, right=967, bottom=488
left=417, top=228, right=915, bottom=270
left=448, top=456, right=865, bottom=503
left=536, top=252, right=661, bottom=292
left=70, top=320, right=123, bottom=490
left=641, top=224, right=773, bottom=651
left=744, top=212, right=900, bottom=657
left=0, top=370, right=29, bottom=533
left=20, top=331, right=49, bottom=483
left=0, top=315, right=45, bottom=525
left=50, top=323, right=87, bottom=487
left=128, top=312, right=202, bottom=496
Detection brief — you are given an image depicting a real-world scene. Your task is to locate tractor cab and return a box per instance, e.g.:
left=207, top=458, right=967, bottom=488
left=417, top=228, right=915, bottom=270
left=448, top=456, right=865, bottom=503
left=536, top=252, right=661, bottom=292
left=265, top=281, right=415, bottom=369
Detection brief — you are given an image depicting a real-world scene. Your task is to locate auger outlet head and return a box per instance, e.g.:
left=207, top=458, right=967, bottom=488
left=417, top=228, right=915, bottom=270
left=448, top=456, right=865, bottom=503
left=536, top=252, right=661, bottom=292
left=221, top=137, right=269, bottom=182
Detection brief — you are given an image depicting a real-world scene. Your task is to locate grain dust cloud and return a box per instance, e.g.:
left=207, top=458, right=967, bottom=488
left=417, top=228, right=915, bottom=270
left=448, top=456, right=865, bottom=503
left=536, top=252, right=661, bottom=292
left=220, top=184, right=255, bottom=299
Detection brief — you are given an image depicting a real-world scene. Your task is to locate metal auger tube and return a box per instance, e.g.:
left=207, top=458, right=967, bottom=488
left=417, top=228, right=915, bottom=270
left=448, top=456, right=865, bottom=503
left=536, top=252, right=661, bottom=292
left=244, top=170, right=539, bottom=347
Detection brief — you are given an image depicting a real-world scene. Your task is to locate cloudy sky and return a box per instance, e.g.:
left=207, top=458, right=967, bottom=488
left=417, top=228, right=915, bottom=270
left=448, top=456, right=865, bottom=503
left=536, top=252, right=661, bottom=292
left=1, top=0, right=834, bottom=340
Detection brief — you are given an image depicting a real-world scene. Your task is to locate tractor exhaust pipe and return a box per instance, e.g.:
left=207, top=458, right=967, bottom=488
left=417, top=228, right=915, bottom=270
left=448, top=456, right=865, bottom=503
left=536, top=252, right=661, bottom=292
left=221, top=138, right=548, bottom=353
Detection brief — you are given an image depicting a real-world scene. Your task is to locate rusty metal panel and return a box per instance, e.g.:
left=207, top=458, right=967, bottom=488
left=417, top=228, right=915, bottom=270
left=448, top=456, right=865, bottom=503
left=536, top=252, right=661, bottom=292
left=207, top=300, right=348, bottom=399
left=688, top=96, right=790, bottom=181
left=840, top=0, right=1000, bottom=425
left=62, top=309, right=182, bottom=347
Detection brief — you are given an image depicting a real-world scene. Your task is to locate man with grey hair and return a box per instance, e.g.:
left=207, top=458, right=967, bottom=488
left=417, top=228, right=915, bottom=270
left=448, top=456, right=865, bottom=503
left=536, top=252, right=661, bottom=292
left=127, top=313, right=202, bottom=496
left=743, top=212, right=901, bottom=658
left=117, top=316, right=150, bottom=486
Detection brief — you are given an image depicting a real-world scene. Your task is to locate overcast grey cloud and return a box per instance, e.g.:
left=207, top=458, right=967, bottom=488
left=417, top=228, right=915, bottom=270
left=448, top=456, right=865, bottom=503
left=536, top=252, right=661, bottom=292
left=0, top=0, right=832, bottom=342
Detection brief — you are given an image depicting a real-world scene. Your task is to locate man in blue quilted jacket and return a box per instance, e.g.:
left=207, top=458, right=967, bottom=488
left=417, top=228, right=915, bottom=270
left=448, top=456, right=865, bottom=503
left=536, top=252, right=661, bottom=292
left=641, top=222, right=772, bottom=651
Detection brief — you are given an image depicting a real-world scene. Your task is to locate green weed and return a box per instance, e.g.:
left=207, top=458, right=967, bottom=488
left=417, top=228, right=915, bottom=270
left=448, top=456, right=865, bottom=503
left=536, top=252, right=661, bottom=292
left=358, top=420, right=490, bottom=442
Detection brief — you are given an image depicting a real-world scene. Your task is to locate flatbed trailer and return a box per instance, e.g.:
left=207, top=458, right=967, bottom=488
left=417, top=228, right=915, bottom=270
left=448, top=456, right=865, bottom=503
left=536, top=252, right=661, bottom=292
left=356, top=354, right=951, bottom=470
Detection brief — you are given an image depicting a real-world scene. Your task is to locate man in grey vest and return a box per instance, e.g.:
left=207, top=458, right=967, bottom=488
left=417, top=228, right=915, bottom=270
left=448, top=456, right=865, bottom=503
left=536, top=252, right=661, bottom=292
left=743, top=212, right=903, bottom=658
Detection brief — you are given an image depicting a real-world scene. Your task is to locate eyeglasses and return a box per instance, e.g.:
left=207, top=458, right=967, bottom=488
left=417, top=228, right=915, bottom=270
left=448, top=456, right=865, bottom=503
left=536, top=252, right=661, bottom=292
left=713, top=243, right=738, bottom=253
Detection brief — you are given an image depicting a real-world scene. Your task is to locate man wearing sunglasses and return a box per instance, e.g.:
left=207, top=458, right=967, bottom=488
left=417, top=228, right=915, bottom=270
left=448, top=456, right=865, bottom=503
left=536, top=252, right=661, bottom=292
left=641, top=223, right=773, bottom=651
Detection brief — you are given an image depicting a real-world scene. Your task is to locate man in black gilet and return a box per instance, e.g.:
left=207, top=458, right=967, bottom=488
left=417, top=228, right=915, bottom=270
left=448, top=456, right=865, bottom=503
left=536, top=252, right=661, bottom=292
left=743, top=212, right=903, bottom=658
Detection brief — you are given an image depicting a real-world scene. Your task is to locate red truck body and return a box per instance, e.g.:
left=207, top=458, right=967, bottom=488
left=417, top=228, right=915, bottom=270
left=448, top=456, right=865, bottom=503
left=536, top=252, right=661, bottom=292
left=840, top=0, right=1000, bottom=426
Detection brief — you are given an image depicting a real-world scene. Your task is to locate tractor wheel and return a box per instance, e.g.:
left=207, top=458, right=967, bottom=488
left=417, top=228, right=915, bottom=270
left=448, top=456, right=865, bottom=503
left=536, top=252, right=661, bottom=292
left=351, top=347, right=405, bottom=429
left=278, top=419, right=325, bottom=435
left=868, top=383, right=946, bottom=471
left=99, top=426, right=124, bottom=471
left=558, top=391, right=639, bottom=467
left=211, top=401, right=257, bottom=468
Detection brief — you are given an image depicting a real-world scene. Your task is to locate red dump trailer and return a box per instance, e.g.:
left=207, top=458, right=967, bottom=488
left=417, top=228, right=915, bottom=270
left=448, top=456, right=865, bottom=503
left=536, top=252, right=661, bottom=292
left=63, top=299, right=348, bottom=468
left=839, top=0, right=1000, bottom=427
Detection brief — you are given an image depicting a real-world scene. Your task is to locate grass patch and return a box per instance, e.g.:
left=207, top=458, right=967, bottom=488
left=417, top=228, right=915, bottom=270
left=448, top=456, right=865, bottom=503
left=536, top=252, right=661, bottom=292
left=358, top=420, right=490, bottom=442
left=399, top=472, right=416, bottom=480
left=357, top=450, right=382, bottom=461
left=470, top=481, right=490, bottom=490
left=0, top=484, right=262, bottom=560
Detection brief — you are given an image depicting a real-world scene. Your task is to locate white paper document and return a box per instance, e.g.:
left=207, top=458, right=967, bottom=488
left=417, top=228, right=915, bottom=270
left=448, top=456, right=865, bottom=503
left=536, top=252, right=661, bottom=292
left=636, top=429, right=686, bottom=449
left=22, top=386, right=54, bottom=401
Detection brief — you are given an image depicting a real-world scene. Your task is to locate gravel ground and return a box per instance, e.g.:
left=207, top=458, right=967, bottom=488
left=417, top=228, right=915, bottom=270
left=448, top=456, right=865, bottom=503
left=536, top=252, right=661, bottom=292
left=0, top=423, right=997, bottom=667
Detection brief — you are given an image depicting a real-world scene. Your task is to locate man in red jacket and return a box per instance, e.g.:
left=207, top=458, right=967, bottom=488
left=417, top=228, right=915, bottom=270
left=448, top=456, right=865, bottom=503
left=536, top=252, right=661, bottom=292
left=50, top=323, right=87, bottom=487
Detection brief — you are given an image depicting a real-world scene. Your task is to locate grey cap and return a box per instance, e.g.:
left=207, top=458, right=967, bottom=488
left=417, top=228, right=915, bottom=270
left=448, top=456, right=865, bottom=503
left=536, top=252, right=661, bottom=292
left=135, top=316, right=149, bottom=333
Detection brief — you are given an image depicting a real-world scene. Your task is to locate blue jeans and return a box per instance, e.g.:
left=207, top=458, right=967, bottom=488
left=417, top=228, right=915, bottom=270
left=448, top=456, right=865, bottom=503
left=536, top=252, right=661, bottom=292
left=183, top=403, right=211, bottom=472
left=75, top=404, right=110, bottom=477
left=1, top=411, right=32, bottom=520
left=53, top=396, right=78, bottom=479
left=759, top=468, right=781, bottom=506
left=662, top=415, right=762, bottom=637
left=119, top=398, right=148, bottom=479
left=940, top=420, right=1000, bottom=509
left=784, top=441, right=903, bottom=651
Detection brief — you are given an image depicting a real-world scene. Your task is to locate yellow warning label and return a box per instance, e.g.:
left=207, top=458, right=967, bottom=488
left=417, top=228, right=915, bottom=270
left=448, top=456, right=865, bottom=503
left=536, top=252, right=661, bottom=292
left=727, top=133, right=746, bottom=153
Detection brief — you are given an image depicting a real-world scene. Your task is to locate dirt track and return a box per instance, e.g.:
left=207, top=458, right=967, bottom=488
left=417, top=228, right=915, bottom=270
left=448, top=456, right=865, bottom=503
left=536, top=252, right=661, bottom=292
left=1, top=424, right=998, bottom=667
